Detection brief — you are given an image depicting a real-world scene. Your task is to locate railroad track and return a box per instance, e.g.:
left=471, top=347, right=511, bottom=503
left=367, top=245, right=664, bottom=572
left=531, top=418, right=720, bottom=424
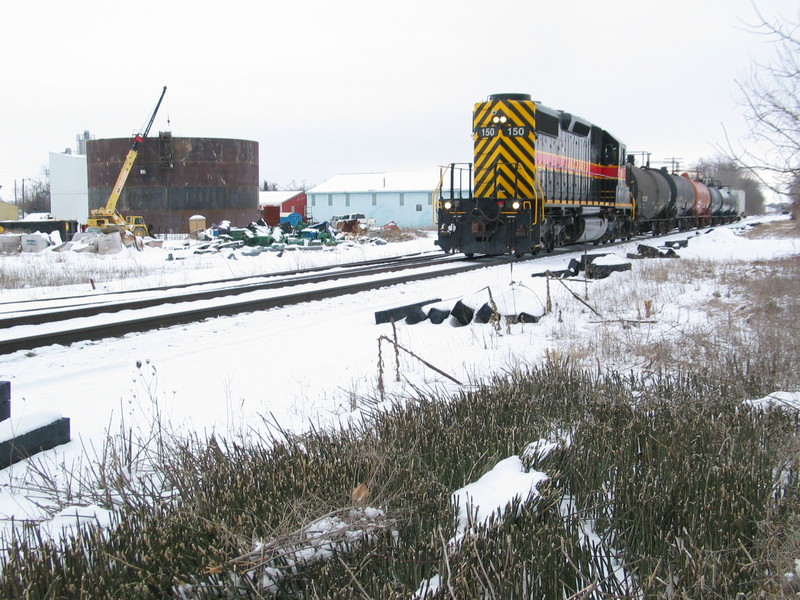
left=0, top=251, right=453, bottom=326
left=0, top=252, right=515, bottom=355
left=0, top=226, right=699, bottom=356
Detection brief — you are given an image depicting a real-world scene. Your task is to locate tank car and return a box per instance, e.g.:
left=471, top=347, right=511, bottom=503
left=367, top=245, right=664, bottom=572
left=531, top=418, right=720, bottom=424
left=713, top=186, right=740, bottom=223
left=651, top=169, right=696, bottom=231
left=684, top=176, right=712, bottom=228
left=729, top=189, right=746, bottom=219
left=709, top=186, right=724, bottom=224
left=626, top=164, right=672, bottom=235
left=436, top=93, right=631, bottom=256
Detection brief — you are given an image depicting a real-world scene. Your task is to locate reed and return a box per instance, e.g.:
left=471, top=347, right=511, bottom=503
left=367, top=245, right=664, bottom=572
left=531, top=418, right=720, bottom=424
left=0, top=354, right=796, bottom=598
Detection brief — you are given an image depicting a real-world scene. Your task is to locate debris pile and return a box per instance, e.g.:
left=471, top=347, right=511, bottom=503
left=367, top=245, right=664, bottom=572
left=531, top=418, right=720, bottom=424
left=0, top=217, right=393, bottom=257
left=626, top=243, right=680, bottom=260
left=375, top=283, right=546, bottom=327
left=0, top=228, right=162, bottom=255
left=532, top=253, right=633, bottom=279
left=187, top=218, right=393, bottom=256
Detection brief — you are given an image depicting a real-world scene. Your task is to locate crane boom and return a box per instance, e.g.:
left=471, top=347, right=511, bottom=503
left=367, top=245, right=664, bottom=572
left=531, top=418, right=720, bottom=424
left=101, top=86, right=167, bottom=215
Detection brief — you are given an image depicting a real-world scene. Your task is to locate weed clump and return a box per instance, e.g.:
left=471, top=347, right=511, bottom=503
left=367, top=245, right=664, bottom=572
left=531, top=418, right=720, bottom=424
left=0, top=359, right=797, bottom=599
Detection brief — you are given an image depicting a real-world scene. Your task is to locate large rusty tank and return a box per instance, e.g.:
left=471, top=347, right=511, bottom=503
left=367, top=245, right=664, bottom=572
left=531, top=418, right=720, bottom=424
left=87, top=134, right=259, bottom=234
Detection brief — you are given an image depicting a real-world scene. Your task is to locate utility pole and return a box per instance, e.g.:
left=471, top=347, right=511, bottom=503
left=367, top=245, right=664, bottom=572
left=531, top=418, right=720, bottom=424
left=663, top=157, right=683, bottom=175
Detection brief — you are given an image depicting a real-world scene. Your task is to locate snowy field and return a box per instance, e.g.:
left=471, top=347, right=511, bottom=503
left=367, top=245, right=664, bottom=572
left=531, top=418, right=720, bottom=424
left=0, top=217, right=797, bottom=543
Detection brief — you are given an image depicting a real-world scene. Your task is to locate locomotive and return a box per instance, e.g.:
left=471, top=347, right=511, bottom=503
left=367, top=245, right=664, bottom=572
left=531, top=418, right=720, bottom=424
left=435, top=93, right=744, bottom=257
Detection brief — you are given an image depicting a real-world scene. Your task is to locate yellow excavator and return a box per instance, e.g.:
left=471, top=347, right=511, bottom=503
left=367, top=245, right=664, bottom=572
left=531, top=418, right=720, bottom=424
left=87, top=86, right=167, bottom=237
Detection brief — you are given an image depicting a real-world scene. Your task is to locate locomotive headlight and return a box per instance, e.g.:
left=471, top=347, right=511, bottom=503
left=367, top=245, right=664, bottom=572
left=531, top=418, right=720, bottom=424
left=512, top=201, right=521, bottom=210
left=491, top=115, right=508, bottom=124
left=443, top=201, right=453, bottom=210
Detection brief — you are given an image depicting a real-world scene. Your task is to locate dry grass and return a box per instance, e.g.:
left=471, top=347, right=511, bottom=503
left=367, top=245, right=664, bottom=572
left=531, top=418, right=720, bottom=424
left=550, top=252, right=800, bottom=391
left=743, top=218, right=800, bottom=240
left=0, top=251, right=227, bottom=292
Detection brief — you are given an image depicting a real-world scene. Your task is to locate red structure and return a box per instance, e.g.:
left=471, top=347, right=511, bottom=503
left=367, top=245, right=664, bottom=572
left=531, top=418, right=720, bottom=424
left=259, top=191, right=308, bottom=225
left=87, top=134, right=259, bottom=234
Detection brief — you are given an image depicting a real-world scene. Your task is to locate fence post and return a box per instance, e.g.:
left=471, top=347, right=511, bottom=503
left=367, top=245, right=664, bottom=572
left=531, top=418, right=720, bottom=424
left=0, top=381, right=9, bottom=422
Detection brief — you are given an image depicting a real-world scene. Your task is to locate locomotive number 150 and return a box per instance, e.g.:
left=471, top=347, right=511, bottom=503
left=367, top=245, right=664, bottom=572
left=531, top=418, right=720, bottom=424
left=477, top=126, right=528, bottom=138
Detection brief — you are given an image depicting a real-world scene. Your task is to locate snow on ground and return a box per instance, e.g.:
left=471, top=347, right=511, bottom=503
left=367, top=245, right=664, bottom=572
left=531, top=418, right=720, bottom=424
left=0, top=216, right=796, bottom=543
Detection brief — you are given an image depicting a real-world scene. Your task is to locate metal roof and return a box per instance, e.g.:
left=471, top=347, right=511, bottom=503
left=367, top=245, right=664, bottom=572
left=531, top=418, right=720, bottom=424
left=308, top=170, right=440, bottom=193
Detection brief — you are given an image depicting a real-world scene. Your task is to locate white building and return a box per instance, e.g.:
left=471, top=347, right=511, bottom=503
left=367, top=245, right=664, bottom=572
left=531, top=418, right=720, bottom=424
left=306, top=170, right=440, bottom=229
left=49, top=151, right=88, bottom=224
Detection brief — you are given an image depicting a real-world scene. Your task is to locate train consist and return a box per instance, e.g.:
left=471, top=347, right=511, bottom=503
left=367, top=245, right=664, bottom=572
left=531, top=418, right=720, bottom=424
left=435, top=93, right=745, bottom=256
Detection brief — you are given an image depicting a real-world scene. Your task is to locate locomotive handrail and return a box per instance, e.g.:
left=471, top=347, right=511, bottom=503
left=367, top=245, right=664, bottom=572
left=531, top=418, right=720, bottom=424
left=531, top=164, right=545, bottom=226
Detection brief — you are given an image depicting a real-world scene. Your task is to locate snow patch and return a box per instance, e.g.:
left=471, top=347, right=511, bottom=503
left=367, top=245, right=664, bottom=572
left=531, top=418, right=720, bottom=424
left=0, top=410, right=63, bottom=444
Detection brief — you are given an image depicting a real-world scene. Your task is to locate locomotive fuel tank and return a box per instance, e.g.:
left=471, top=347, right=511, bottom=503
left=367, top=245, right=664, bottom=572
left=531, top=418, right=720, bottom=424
left=572, top=215, right=610, bottom=243
left=626, top=165, right=670, bottom=221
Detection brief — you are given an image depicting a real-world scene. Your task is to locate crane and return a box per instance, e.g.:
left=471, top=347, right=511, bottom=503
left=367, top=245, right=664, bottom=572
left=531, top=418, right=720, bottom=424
left=87, top=86, right=167, bottom=237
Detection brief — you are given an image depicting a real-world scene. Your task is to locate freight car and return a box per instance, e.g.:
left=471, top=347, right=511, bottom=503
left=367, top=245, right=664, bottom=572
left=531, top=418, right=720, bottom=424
left=435, top=94, right=744, bottom=256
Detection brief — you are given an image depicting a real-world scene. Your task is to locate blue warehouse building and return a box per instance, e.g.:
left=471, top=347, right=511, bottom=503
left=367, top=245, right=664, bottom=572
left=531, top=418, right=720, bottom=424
left=306, top=170, right=440, bottom=229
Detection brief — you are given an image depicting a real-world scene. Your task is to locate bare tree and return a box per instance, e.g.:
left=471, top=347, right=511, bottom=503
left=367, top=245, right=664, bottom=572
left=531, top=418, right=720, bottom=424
left=284, top=179, right=315, bottom=192
left=20, top=167, right=51, bottom=215
left=724, top=4, right=800, bottom=216
left=261, top=180, right=279, bottom=191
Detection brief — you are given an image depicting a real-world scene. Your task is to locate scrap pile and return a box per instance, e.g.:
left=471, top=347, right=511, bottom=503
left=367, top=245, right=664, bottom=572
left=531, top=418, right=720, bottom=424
left=208, top=219, right=340, bottom=249
left=193, top=219, right=389, bottom=255
left=0, top=217, right=391, bottom=257
left=0, top=228, right=161, bottom=255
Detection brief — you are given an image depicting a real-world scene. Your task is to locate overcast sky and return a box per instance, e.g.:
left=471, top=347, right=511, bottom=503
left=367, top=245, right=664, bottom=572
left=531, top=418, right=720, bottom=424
left=1, top=0, right=797, bottom=202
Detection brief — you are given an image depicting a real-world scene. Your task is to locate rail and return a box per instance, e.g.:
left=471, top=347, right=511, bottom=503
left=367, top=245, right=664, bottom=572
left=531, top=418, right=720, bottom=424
left=0, top=252, right=509, bottom=355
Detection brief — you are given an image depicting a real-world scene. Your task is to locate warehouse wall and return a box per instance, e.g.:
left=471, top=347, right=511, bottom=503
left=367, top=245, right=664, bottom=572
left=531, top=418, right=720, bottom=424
left=308, top=190, right=434, bottom=228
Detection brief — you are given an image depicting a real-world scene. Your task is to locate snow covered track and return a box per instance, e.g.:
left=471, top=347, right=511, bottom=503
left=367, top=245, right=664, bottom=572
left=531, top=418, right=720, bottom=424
left=0, top=252, right=454, bottom=327
left=0, top=253, right=511, bottom=355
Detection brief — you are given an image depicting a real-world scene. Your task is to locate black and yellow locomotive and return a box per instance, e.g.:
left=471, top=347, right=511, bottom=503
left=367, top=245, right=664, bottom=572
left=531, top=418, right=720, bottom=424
left=436, top=93, right=632, bottom=256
